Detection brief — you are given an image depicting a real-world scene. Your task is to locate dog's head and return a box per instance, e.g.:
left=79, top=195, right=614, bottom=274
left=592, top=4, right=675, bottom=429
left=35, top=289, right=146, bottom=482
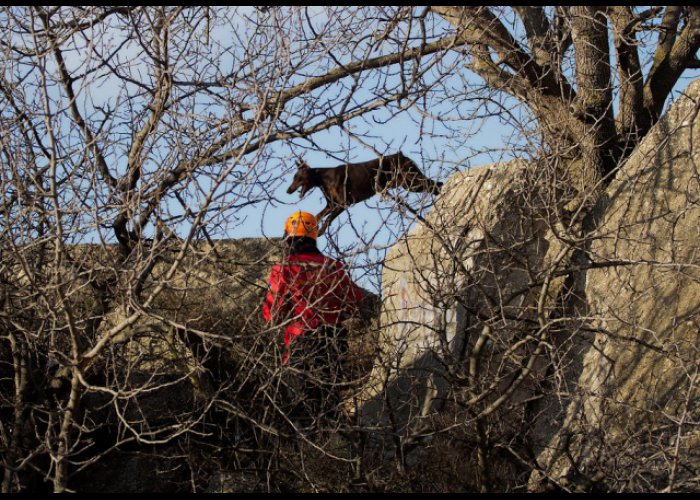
left=396, top=151, right=416, bottom=168
left=287, top=161, right=313, bottom=197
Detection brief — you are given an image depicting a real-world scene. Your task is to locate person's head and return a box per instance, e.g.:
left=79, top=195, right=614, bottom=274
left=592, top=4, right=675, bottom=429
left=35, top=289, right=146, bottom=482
left=284, top=211, right=318, bottom=240
left=283, top=211, right=320, bottom=254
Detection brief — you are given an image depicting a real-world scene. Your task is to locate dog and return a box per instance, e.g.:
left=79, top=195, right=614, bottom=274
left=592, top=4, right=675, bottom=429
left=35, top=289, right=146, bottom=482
left=286, top=152, right=443, bottom=235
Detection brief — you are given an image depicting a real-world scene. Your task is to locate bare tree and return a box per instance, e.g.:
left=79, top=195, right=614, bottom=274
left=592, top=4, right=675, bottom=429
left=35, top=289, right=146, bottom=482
left=1, top=6, right=700, bottom=493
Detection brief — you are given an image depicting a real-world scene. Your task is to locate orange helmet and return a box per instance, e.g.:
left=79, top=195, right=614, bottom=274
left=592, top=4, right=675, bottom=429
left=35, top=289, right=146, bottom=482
left=284, top=211, right=318, bottom=240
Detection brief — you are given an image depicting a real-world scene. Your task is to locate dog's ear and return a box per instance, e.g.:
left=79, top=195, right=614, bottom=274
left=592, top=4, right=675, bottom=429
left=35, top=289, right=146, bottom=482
left=297, top=160, right=309, bottom=170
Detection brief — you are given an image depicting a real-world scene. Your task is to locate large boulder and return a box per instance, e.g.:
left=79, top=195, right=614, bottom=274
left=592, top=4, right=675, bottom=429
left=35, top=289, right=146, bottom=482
left=351, top=158, right=579, bottom=432
left=531, top=79, right=700, bottom=491
left=351, top=77, right=700, bottom=492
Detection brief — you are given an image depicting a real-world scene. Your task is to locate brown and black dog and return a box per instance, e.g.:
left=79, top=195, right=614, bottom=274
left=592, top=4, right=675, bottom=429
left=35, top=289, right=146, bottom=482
left=287, top=152, right=443, bottom=235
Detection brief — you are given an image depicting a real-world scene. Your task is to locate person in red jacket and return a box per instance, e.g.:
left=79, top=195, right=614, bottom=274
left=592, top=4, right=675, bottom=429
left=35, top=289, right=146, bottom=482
left=262, top=211, right=363, bottom=420
left=262, top=211, right=363, bottom=363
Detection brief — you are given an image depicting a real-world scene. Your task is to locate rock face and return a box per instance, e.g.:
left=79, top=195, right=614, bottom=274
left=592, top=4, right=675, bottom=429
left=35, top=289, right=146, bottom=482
left=352, top=158, right=578, bottom=429
left=71, top=236, right=381, bottom=493
left=531, top=79, right=700, bottom=489
left=68, top=238, right=283, bottom=493
left=354, top=79, right=700, bottom=490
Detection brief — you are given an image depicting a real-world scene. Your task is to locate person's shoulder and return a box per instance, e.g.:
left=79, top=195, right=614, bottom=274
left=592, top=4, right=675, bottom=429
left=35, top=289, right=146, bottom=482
left=287, top=252, right=346, bottom=271
left=321, top=254, right=346, bottom=270
left=297, top=252, right=345, bottom=268
left=288, top=252, right=325, bottom=264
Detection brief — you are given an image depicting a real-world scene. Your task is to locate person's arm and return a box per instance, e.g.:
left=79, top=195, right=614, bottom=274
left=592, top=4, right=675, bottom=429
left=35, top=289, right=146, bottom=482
left=262, top=265, right=288, bottom=322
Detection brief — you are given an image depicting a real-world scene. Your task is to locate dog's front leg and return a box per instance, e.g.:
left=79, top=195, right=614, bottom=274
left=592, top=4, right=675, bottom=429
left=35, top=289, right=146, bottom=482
left=316, top=203, right=333, bottom=223
left=317, top=206, right=344, bottom=236
left=315, top=203, right=333, bottom=236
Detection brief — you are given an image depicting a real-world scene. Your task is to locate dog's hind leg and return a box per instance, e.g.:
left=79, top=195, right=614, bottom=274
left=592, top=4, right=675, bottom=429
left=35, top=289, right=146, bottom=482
left=405, top=174, right=443, bottom=194
left=396, top=158, right=442, bottom=195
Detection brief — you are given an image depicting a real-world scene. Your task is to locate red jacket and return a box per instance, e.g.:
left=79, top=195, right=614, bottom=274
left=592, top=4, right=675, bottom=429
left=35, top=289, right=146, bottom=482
left=262, top=252, right=363, bottom=359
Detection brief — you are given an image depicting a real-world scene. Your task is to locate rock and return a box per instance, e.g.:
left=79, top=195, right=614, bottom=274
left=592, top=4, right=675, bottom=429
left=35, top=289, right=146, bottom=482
left=350, top=158, right=579, bottom=432
left=530, top=79, right=700, bottom=489
left=69, top=236, right=380, bottom=493
left=351, top=77, right=700, bottom=492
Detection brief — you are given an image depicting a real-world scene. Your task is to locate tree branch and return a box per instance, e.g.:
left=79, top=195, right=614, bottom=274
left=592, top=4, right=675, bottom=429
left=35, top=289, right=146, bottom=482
left=609, top=7, right=645, bottom=146
left=644, top=6, right=700, bottom=125
left=513, top=6, right=553, bottom=68
left=432, top=6, right=573, bottom=101
left=40, top=9, right=117, bottom=190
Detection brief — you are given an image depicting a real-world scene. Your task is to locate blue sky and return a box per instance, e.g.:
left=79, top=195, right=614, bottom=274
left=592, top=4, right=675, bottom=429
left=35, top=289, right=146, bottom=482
left=7, top=6, right=699, bottom=294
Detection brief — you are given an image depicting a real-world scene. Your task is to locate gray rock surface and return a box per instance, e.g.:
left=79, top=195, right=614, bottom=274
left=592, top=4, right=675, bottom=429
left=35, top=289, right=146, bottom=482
left=530, top=79, right=700, bottom=489
left=351, top=77, right=700, bottom=492
left=351, top=158, right=578, bottom=430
